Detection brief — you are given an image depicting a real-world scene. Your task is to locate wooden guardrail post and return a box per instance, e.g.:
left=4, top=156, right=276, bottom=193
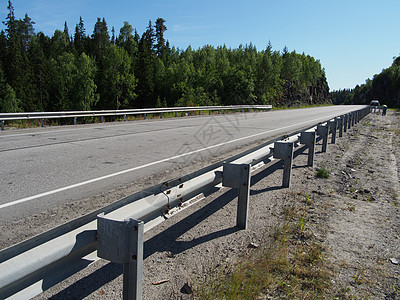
left=273, top=142, right=294, bottom=188
left=300, top=130, right=316, bottom=167
left=317, top=123, right=329, bottom=152
left=222, top=163, right=251, bottom=230
left=97, top=214, right=144, bottom=300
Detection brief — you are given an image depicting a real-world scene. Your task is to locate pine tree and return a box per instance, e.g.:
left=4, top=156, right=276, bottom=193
left=155, top=18, right=167, bottom=59
left=135, top=21, right=156, bottom=107
left=64, top=21, right=70, bottom=44
left=91, top=17, right=110, bottom=59
left=74, top=16, right=86, bottom=54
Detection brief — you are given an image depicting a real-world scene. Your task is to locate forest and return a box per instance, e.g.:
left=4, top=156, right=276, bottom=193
left=0, top=0, right=331, bottom=113
left=331, top=56, right=400, bottom=108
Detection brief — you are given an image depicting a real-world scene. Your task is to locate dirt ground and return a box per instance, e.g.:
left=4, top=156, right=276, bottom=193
left=7, top=110, right=400, bottom=299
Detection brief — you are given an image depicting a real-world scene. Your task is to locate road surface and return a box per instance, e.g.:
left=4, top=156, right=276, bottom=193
left=0, top=106, right=365, bottom=222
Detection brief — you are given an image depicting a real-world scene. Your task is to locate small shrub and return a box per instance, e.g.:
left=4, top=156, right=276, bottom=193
left=316, top=167, right=330, bottom=179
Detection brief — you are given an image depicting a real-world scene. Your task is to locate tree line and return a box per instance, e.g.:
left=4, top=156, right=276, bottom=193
left=0, top=0, right=331, bottom=113
left=331, top=56, right=400, bottom=108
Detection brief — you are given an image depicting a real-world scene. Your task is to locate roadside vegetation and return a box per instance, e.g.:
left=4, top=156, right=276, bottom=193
left=194, top=192, right=331, bottom=299
left=0, top=1, right=330, bottom=114
left=331, top=56, right=400, bottom=108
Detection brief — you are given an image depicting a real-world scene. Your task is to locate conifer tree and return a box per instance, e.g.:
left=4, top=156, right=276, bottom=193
left=74, top=16, right=86, bottom=54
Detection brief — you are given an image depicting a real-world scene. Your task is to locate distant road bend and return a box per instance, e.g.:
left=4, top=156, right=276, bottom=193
left=0, top=106, right=364, bottom=222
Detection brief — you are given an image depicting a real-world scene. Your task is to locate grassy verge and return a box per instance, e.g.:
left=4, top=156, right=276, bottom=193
left=194, top=192, right=331, bottom=299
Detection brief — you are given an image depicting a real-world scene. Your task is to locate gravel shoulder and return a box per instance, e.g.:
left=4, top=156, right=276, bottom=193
left=21, top=111, right=400, bottom=299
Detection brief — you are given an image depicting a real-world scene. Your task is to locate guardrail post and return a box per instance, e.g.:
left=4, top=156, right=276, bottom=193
left=329, top=119, right=337, bottom=144
left=41, top=118, right=44, bottom=127
left=348, top=113, right=352, bottom=129
left=73, top=117, right=77, bottom=125
left=97, top=214, right=144, bottom=300
left=351, top=112, right=355, bottom=127
left=175, top=111, right=178, bottom=117
left=124, top=115, right=127, bottom=122
left=347, top=114, right=351, bottom=129
left=300, top=130, right=316, bottom=167
left=273, top=142, right=294, bottom=188
left=1, top=120, right=4, bottom=131
left=222, top=163, right=251, bottom=230
left=144, top=113, right=147, bottom=120
left=101, top=116, right=104, bottom=123
left=338, top=117, right=343, bottom=137
left=160, top=112, right=163, bottom=119
left=317, top=123, right=329, bottom=153
left=343, top=115, right=347, bottom=133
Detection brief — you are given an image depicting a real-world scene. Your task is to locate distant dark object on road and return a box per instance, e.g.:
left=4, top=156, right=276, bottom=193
left=369, top=100, right=380, bottom=106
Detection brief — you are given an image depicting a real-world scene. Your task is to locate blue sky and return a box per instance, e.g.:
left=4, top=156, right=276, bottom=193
left=1, top=0, right=400, bottom=91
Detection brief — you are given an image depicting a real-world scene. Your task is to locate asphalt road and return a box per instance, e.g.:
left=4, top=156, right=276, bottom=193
left=0, top=106, right=365, bottom=222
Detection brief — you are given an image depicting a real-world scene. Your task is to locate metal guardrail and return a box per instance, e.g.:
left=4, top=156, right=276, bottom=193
left=0, top=106, right=370, bottom=299
left=369, top=105, right=385, bottom=114
left=0, top=105, right=272, bottom=130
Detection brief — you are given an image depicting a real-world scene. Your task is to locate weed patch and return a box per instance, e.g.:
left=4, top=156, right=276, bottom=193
left=194, top=193, right=331, bottom=299
left=316, top=167, right=330, bottom=179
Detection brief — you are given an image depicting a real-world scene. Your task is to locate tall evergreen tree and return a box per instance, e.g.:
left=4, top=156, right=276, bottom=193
left=74, top=16, right=87, bottom=54
left=155, top=18, right=167, bottom=60
left=63, top=21, right=70, bottom=44
left=135, top=21, right=156, bottom=107
left=91, top=17, right=110, bottom=59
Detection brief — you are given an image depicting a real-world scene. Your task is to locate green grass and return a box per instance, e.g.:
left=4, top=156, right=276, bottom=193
left=272, top=103, right=333, bottom=111
left=194, top=193, right=331, bottom=299
left=316, top=167, right=330, bottom=179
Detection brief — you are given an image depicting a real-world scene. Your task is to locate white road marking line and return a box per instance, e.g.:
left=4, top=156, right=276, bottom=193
left=0, top=114, right=339, bottom=209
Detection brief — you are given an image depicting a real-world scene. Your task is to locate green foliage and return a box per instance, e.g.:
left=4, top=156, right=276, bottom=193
left=0, top=84, right=20, bottom=112
left=0, top=1, right=331, bottom=113
left=316, top=167, right=330, bottom=179
left=332, top=55, right=400, bottom=108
